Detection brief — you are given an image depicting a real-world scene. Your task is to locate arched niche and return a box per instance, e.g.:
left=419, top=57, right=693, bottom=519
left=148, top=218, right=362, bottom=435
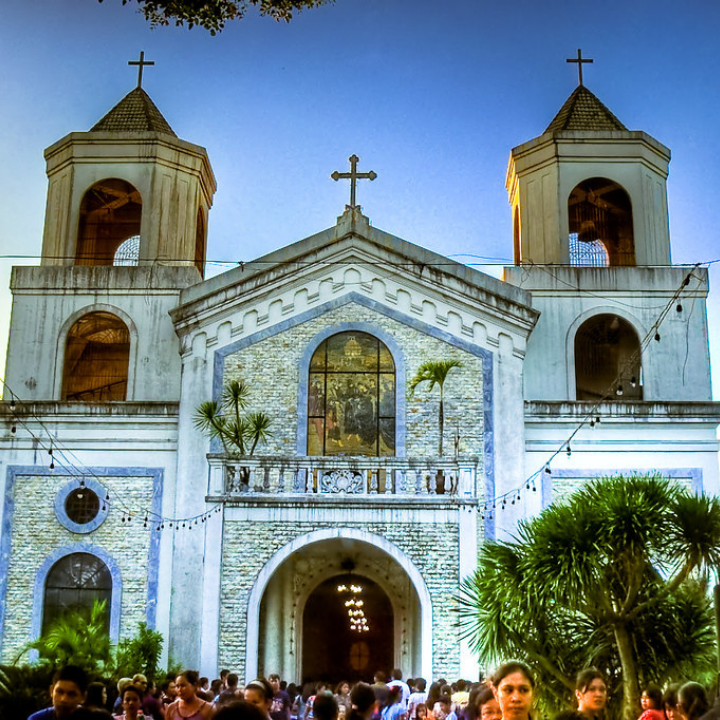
left=76, top=178, right=142, bottom=266
left=247, top=529, right=430, bottom=683
left=575, top=314, right=642, bottom=400
left=61, top=311, right=130, bottom=401
left=568, top=177, right=635, bottom=266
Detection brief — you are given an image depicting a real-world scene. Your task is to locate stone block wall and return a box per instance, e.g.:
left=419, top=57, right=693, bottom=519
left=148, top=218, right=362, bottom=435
left=222, top=302, right=484, bottom=459
left=1, top=469, right=157, bottom=662
left=218, top=518, right=461, bottom=681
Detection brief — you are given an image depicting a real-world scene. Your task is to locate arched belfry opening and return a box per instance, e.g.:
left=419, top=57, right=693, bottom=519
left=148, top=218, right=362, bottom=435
left=195, top=208, right=206, bottom=278
left=61, top=312, right=130, bottom=401
left=575, top=314, right=643, bottom=400
left=568, top=178, right=635, bottom=266
left=254, top=537, right=423, bottom=683
left=76, top=179, right=142, bottom=265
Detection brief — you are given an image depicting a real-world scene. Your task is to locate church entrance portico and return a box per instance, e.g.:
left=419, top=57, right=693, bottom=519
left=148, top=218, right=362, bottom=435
left=244, top=529, right=431, bottom=683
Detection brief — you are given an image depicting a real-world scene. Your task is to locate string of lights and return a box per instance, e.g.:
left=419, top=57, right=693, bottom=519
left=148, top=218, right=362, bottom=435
left=479, top=263, right=703, bottom=521
left=0, top=260, right=711, bottom=530
left=1, top=379, right=223, bottom=531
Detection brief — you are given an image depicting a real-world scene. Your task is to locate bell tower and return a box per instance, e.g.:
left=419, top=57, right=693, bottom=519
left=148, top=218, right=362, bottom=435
left=41, top=85, right=216, bottom=276
left=506, top=84, right=671, bottom=267
left=5, top=74, right=216, bottom=403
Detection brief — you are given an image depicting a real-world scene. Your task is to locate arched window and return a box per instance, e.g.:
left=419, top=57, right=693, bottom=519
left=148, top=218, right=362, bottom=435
left=42, top=552, right=112, bottom=634
left=62, top=312, right=130, bottom=401
left=76, top=179, right=142, bottom=265
left=308, top=332, right=396, bottom=456
left=113, top=234, right=140, bottom=266
left=569, top=178, right=635, bottom=266
left=575, top=314, right=642, bottom=400
left=195, top=208, right=206, bottom=279
left=513, top=206, right=521, bottom=265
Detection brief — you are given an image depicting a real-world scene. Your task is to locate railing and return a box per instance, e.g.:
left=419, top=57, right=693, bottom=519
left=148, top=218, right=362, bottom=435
left=207, top=455, right=481, bottom=498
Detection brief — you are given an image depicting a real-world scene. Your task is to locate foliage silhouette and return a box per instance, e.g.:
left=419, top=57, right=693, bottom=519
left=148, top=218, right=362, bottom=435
left=458, top=474, right=720, bottom=720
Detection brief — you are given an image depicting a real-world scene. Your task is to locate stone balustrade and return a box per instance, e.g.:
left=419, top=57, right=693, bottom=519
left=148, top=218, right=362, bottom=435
left=206, top=454, right=481, bottom=498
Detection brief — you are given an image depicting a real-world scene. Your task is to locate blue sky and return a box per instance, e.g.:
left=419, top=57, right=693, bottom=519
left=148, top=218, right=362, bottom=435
left=1, top=0, right=720, bottom=395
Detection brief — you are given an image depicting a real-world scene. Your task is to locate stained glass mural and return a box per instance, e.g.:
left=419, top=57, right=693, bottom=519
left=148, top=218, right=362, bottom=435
left=308, top=333, right=395, bottom=456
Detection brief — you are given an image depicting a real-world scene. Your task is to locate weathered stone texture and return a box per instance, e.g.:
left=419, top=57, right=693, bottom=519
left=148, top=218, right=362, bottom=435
left=223, top=302, right=484, bottom=459
left=218, top=519, right=460, bottom=680
left=2, top=472, right=155, bottom=662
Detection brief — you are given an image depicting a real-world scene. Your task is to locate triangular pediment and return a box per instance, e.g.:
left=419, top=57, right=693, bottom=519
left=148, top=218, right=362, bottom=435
left=170, top=208, right=538, bottom=351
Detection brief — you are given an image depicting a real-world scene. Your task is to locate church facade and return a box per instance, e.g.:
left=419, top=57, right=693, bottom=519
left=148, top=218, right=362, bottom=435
left=1, top=81, right=718, bottom=683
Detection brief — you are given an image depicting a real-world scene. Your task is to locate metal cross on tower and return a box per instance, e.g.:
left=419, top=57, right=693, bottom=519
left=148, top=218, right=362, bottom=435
left=128, top=51, right=155, bottom=89
left=566, top=48, right=593, bottom=86
left=331, top=155, right=377, bottom=209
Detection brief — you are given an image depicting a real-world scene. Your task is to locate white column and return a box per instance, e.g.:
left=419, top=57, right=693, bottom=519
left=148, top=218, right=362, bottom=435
left=199, top=507, right=224, bottom=677
left=458, top=505, right=480, bottom=680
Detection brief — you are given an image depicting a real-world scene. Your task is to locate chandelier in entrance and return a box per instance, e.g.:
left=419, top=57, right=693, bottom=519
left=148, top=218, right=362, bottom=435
left=337, top=582, right=370, bottom=632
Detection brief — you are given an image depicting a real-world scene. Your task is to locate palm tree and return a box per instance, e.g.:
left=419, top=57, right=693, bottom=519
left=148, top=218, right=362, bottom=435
left=19, top=599, right=112, bottom=674
left=408, top=359, right=462, bottom=456
left=457, top=474, right=720, bottom=720
left=194, top=379, right=273, bottom=485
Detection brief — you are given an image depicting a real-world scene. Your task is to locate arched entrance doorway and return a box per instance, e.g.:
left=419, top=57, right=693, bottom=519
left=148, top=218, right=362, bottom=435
left=302, top=575, right=393, bottom=684
left=252, top=531, right=429, bottom=683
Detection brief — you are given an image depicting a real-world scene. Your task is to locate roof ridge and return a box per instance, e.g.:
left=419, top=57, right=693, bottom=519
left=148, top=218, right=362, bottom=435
left=544, top=85, right=627, bottom=133
left=90, top=87, right=177, bottom=136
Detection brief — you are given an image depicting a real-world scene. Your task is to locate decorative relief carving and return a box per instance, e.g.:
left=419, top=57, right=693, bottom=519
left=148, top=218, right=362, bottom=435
left=320, top=469, right=365, bottom=494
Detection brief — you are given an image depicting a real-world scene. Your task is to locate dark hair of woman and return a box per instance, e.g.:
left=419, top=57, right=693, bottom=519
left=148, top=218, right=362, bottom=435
left=178, top=670, right=200, bottom=686
left=215, top=700, right=273, bottom=720
left=491, top=662, right=536, bottom=689
left=575, top=669, right=605, bottom=694
left=473, top=684, right=496, bottom=715
left=642, top=684, right=662, bottom=711
left=122, top=685, right=144, bottom=702
left=426, top=682, right=442, bottom=710
left=247, top=679, right=274, bottom=702
left=303, top=682, right=316, bottom=703
left=349, top=682, right=377, bottom=720
left=336, top=681, right=351, bottom=695
left=678, top=683, right=709, bottom=720
left=85, top=681, right=107, bottom=708
left=384, top=686, right=401, bottom=709
left=314, top=694, right=340, bottom=720
left=663, top=685, right=681, bottom=711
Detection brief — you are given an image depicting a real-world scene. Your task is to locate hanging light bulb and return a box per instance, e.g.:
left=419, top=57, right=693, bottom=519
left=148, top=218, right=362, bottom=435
left=544, top=464, right=552, bottom=475
left=566, top=444, right=572, bottom=457
left=655, top=332, right=661, bottom=342
left=676, top=303, right=683, bottom=313
left=616, top=384, right=624, bottom=396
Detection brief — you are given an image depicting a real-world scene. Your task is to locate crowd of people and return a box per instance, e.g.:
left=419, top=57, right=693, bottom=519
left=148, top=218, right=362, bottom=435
left=26, top=661, right=720, bottom=720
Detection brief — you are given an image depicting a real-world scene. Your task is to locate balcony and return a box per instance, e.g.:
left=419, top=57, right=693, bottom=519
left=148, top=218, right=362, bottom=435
left=206, top=454, right=481, bottom=501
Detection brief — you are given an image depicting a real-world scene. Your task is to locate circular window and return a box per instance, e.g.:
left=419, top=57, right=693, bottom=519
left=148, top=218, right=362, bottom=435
left=65, top=488, right=100, bottom=525
left=55, top=479, right=109, bottom=534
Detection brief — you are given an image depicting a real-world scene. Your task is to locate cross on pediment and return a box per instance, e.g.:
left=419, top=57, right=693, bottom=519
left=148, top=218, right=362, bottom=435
left=567, top=48, right=593, bottom=86
left=331, top=154, right=377, bottom=209
left=129, top=51, right=155, bottom=89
